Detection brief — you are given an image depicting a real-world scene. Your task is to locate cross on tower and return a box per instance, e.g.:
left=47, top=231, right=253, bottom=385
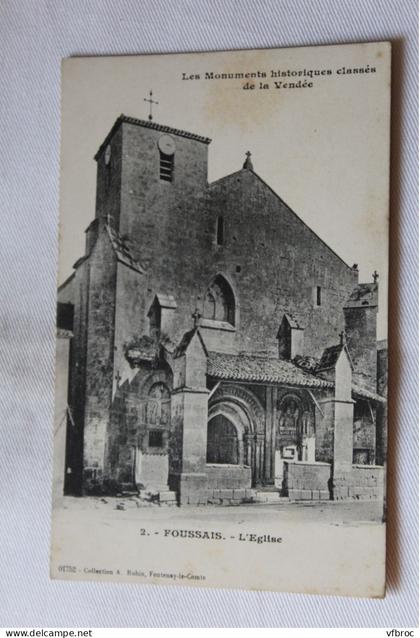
left=372, top=270, right=379, bottom=283
left=339, top=330, right=345, bottom=346
left=192, top=308, right=202, bottom=327
left=144, top=90, right=159, bottom=121
left=115, top=370, right=122, bottom=387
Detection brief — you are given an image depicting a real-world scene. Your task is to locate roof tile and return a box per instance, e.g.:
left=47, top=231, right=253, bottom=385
left=207, top=352, right=332, bottom=389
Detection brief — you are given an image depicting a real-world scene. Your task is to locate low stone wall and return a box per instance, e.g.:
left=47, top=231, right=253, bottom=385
left=284, top=460, right=331, bottom=501
left=204, top=464, right=252, bottom=489
left=177, top=465, right=253, bottom=505
left=204, top=464, right=254, bottom=505
left=334, top=465, right=385, bottom=501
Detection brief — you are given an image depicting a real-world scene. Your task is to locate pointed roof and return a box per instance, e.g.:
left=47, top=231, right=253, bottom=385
left=277, top=313, right=305, bottom=334
left=71, top=222, right=145, bottom=274
left=147, top=294, right=177, bottom=315
left=317, top=345, right=344, bottom=371
left=106, top=224, right=145, bottom=274
left=209, top=169, right=352, bottom=271
left=317, top=341, right=353, bottom=372
left=173, top=328, right=208, bottom=358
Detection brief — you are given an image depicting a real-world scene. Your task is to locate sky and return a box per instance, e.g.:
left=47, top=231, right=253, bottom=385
left=59, top=42, right=390, bottom=338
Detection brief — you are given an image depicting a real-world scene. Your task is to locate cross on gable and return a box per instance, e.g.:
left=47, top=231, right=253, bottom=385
left=192, top=308, right=202, bottom=327
left=144, top=90, right=159, bottom=121
left=243, top=150, right=254, bottom=170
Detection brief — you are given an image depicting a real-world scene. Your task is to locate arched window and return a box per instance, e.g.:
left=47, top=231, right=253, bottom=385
left=203, top=275, right=235, bottom=325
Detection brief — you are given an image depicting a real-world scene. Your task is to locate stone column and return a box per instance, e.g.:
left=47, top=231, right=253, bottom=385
left=255, top=433, right=265, bottom=485
left=168, top=329, right=209, bottom=505
left=264, top=386, right=277, bottom=483
left=170, top=387, right=209, bottom=505
left=331, top=399, right=354, bottom=499
left=315, top=341, right=356, bottom=499
left=244, top=433, right=253, bottom=469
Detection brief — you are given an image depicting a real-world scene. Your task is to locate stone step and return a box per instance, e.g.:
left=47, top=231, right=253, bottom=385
left=137, top=488, right=177, bottom=505
left=255, top=491, right=287, bottom=503
left=158, top=490, right=177, bottom=503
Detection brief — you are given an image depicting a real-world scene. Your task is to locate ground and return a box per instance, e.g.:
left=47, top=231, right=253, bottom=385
left=58, top=495, right=384, bottom=524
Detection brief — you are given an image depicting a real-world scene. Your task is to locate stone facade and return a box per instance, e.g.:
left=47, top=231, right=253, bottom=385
left=57, top=115, right=387, bottom=504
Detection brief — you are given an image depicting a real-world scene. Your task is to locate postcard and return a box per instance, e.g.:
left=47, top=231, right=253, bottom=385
left=52, top=41, right=390, bottom=596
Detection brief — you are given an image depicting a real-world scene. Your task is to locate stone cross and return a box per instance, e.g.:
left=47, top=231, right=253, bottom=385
left=192, top=308, right=202, bottom=327
left=372, top=270, right=379, bottom=283
left=243, top=150, right=254, bottom=170
left=144, top=90, right=159, bottom=121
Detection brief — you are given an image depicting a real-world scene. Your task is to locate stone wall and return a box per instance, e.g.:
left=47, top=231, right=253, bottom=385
left=113, top=261, right=148, bottom=392
left=95, top=125, right=123, bottom=224
left=284, top=460, right=331, bottom=500
left=283, top=428, right=383, bottom=503
left=136, top=451, right=168, bottom=490
left=204, top=464, right=252, bottom=489
left=349, top=464, right=384, bottom=501
left=208, top=170, right=358, bottom=358
left=177, top=464, right=253, bottom=505
left=82, top=229, right=118, bottom=492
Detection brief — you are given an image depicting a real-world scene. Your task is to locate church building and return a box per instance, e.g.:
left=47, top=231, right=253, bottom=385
left=56, top=113, right=387, bottom=505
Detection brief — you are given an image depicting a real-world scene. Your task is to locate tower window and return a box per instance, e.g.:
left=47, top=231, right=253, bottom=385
left=216, top=216, right=224, bottom=245
left=316, top=286, right=322, bottom=306
left=159, top=151, right=174, bottom=182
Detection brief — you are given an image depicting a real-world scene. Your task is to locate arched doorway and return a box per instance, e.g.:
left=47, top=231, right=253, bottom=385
left=208, top=385, right=264, bottom=482
left=207, top=415, right=239, bottom=464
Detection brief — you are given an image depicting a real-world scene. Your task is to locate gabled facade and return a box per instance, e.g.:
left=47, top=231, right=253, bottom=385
left=57, top=114, right=387, bottom=505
